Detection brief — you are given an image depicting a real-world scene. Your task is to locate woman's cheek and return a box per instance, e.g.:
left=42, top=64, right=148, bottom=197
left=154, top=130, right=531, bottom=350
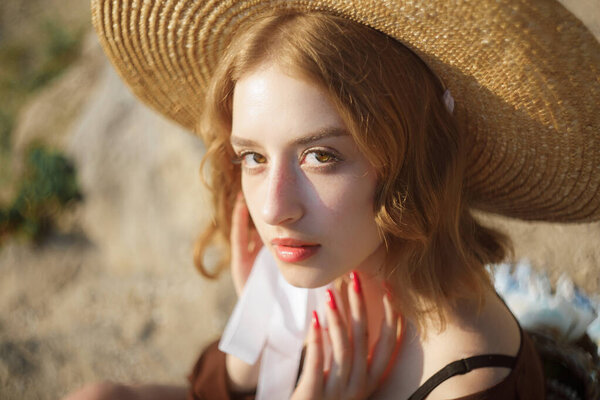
left=241, top=177, right=262, bottom=227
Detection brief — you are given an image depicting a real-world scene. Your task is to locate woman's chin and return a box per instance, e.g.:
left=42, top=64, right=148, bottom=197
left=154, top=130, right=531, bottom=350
left=276, top=262, right=333, bottom=289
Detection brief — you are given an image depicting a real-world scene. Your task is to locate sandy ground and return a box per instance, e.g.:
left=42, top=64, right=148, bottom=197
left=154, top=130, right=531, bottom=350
left=0, top=206, right=235, bottom=399
left=1, top=21, right=234, bottom=398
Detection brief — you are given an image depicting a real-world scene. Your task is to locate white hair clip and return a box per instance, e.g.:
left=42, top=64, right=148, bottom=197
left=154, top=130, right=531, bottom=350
left=443, top=89, right=455, bottom=114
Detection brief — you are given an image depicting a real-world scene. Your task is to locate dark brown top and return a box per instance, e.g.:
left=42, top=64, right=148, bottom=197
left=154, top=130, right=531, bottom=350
left=187, top=328, right=544, bottom=400
left=187, top=340, right=255, bottom=400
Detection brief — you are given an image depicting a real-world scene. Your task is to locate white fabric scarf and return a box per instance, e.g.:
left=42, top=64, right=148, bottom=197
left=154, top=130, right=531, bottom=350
left=219, top=247, right=332, bottom=399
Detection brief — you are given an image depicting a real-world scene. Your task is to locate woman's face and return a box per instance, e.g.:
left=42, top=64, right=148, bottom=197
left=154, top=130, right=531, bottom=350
left=231, top=63, right=384, bottom=288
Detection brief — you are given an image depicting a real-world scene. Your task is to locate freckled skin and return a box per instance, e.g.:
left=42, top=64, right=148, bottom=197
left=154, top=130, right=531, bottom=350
left=231, top=63, right=385, bottom=288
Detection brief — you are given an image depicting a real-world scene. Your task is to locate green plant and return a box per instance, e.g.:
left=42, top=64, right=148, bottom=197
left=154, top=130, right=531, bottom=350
left=0, top=145, right=82, bottom=243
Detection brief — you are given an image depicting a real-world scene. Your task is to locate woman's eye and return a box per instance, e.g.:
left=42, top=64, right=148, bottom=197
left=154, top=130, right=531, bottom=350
left=302, top=150, right=340, bottom=166
left=233, top=149, right=340, bottom=171
left=235, top=152, right=267, bottom=167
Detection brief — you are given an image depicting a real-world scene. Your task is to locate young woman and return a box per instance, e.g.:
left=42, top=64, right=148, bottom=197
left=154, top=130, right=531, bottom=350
left=67, top=0, right=600, bottom=399
left=188, top=12, right=539, bottom=399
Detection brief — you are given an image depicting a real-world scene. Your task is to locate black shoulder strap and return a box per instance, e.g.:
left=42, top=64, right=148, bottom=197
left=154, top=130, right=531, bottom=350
left=407, top=354, right=517, bottom=400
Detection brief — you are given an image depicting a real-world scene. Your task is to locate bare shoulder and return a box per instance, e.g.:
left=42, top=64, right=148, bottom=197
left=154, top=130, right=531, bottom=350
left=373, top=290, right=521, bottom=399
left=425, top=362, right=513, bottom=400
left=424, top=291, right=521, bottom=399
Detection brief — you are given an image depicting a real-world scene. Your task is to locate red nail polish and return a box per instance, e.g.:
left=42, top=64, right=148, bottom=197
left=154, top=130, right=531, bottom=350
left=326, top=289, right=337, bottom=311
left=312, top=310, right=321, bottom=329
left=350, top=271, right=362, bottom=294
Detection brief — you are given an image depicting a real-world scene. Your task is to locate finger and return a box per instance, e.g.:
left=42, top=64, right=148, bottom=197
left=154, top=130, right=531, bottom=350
left=346, top=271, right=368, bottom=398
left=231, top=193, right=250, bottom=252
left=324, top=289, right=351, bottom=398
left=366, top=290, right=401, bottom=392
left=247, top=224, right=263, bottom=260
left=230, top=193, right=251, bottom=294
left=294, top=311, right=324, bottom=399
left=233, top=194, right=262, bottom=261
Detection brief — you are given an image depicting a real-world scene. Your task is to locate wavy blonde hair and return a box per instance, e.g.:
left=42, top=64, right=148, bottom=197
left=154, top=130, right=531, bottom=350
left=194, top=11, right=509, bottom=330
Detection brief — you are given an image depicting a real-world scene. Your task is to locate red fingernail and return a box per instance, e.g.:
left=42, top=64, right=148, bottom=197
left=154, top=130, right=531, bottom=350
left=326, top=289, right=337, bottom=311
left=312, top=310, right=320, bottom=329
left=350, top=271, right=361, bottom=294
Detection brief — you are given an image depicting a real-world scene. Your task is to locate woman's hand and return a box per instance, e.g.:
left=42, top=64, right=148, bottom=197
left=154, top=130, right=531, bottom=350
left=292, top=272, right=401, bottom=400
left=230, top=193, right=262, bottom=296
left=225, top=193, right=264, bottom=392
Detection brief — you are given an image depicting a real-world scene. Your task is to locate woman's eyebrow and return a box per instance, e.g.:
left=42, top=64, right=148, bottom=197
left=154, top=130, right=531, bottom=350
left=230, top=127, right=349, bottom=147
left=293, top=127, right=349, bottom=145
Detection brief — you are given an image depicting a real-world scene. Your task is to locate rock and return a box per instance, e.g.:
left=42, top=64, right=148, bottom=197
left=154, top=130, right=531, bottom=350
left=11, top=33, right=105, bottom=171
left=68, top=42, right=211, bottom=276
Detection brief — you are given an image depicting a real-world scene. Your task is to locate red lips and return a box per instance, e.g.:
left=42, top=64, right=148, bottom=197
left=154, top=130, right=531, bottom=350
left=271, top=238, right=320, bottom=262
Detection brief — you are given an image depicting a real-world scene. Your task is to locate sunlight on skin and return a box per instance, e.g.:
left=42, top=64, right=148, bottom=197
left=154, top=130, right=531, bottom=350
left=231, top=62, right=386, bottom=289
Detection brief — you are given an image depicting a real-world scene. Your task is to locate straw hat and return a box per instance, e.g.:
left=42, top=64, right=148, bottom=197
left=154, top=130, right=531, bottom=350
left=91, top=0, right=600, bottom=222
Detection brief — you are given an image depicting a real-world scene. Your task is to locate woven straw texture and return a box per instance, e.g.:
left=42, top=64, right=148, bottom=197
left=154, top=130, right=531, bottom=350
left=91, top=0, right=600, bottom=222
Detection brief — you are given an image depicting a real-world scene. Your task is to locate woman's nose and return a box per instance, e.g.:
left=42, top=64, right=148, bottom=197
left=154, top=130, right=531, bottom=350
left=261, top=162, right=304, bottom=226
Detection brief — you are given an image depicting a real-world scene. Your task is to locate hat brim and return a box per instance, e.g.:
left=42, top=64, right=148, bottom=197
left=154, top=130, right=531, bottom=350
left=91, top=0, right=600, bottom=222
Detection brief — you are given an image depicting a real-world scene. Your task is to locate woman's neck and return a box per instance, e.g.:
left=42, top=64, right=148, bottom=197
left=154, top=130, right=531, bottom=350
left=351, top=267, right=487, bottom=355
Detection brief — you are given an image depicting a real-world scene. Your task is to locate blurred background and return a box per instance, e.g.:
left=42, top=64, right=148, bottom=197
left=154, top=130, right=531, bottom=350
left=0, top=0, right=598, bottom=399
